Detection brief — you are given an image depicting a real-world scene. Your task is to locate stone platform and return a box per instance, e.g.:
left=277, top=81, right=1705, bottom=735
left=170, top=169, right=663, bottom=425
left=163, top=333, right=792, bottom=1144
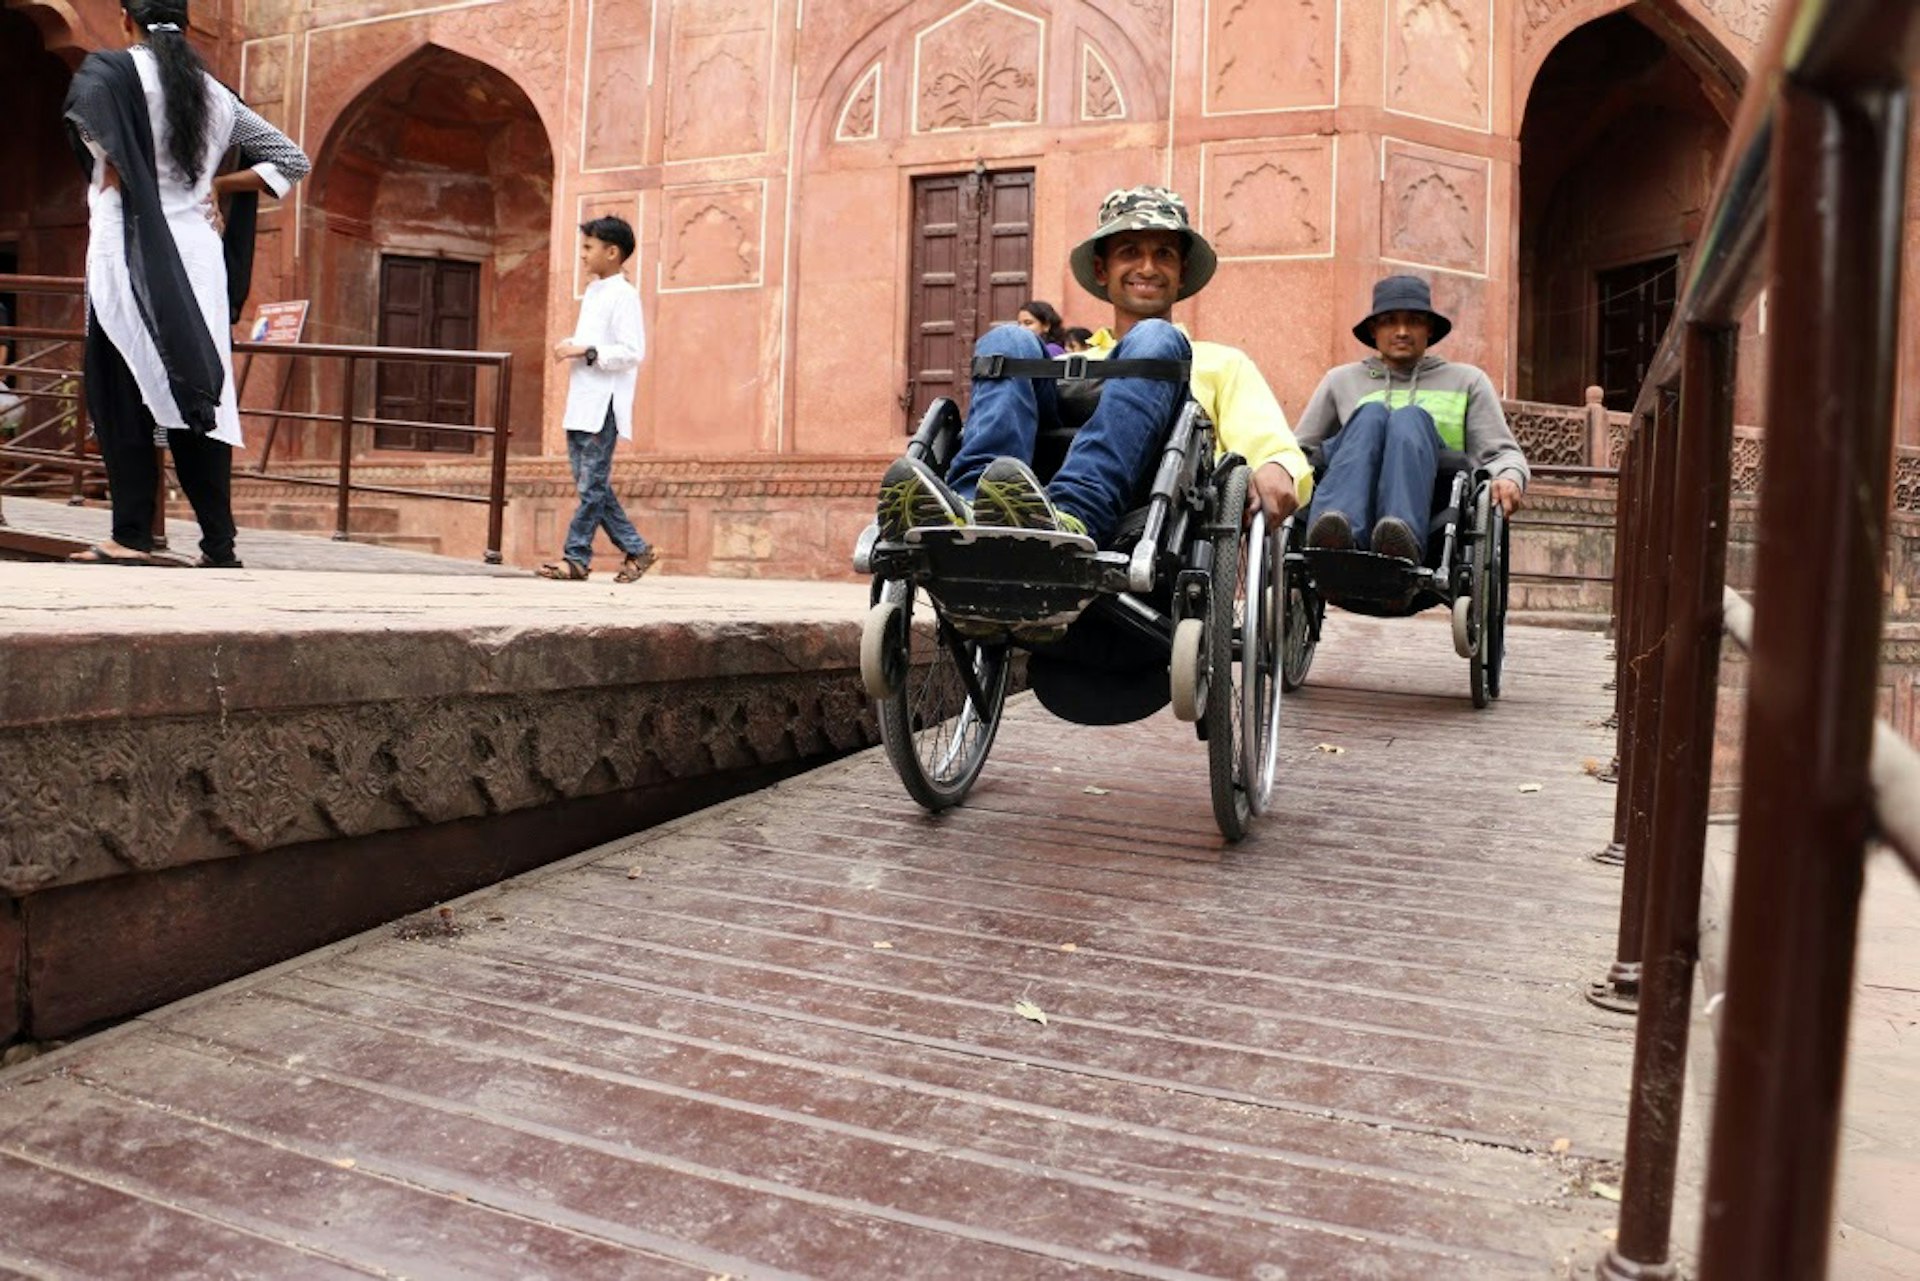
left=0, top=561, right=875, bottom=1044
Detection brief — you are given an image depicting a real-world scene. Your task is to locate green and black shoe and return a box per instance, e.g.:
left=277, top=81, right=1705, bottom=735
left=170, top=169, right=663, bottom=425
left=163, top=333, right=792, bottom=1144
left=876, top=456, right=969, bottom=542
left=972, top=457, right=1087, bottom=537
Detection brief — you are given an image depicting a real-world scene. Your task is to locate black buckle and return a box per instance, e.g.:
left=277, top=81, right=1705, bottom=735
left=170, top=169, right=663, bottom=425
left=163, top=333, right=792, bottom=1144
left=1061, top=354, right=1089, bottom=380
left=976, top=354, right=1007, bottom=378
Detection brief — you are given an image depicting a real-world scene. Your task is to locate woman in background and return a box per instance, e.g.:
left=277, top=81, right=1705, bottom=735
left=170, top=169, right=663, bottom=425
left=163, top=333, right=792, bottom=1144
left=1015, top=300, right=1070, bottom=357
left=63, top=0, right=308, bottom=566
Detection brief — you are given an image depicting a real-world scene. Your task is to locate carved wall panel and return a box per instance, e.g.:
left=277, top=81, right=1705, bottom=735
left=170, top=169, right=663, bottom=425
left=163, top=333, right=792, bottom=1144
left=0, top=675, right=881, bottom=897
left=1205, top=0, right=1334, bottom=114
left=1081, top=42, right=1124, bottom=121
left=663, top=0, right=771, bottom=161
left=1385, top=0, right=1489, bottom=129
left=835, top=63, right=881, bottom=141
left=913, top=0, right=1043, bottom=134
left=240, top=36, right=293, bottom=129
left=1896, top=451, right=1920, bottom=515
left=1381, top=141, right=1488, bottom=275
left=1206, top=138, right=1334, bottom=259
left=575, top=191, right=643, bottom=296
left=662, top=182, right=764, bottom=290
left=1506, top=402, right=1590, bottom=467
left=584, top=0, right=655, bottom=169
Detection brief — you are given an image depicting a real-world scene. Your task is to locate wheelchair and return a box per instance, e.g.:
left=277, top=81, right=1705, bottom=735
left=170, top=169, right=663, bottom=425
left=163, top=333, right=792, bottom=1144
left=851, top=393, right=1287, bottom=841
left=1281, top=447, right=1510, bottom=707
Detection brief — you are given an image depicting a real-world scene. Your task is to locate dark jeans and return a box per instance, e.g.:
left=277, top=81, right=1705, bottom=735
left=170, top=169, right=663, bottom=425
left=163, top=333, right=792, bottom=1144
left=85, top=312, right=238, bottom=563
left=563, top=405, right=650, bottom=567
left=1309, top=401, right=1442, bottom=549
left=945, top=320, right=1191, bottom=544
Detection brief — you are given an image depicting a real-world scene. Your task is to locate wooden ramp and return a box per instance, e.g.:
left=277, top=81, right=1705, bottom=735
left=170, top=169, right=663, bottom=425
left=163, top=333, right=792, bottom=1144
left=0, top=614, right=1634, bottom=1279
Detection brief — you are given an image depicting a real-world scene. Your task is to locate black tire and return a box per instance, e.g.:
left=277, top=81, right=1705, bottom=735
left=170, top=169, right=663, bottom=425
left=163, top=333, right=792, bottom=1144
left=1239, top=511, right=1284, bottom=817
left=1206, top=465, right=1252, bottom=840
left=1470, top=486, right=1493, bottom=709
left=875, top=579, right=1010, bottom=810
left=1280, top=575, right=1318, bottom=691
left=1488, top=504, right=1509, bottom=700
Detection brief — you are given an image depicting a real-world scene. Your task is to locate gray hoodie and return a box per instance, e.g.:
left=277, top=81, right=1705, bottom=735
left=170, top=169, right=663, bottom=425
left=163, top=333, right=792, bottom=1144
left=1293, top=354, right=1528, bottom=488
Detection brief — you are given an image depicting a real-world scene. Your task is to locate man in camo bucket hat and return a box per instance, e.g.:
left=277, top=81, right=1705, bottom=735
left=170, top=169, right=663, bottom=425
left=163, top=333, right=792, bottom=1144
left=872, top=184, right=1310, bottom=662
left=1068, top=186, right=1218, bottom=302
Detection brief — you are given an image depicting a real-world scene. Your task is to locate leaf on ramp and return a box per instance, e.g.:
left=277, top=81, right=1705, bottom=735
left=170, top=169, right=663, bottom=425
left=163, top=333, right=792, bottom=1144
left=1013, top=999, right=1049, bottom=1026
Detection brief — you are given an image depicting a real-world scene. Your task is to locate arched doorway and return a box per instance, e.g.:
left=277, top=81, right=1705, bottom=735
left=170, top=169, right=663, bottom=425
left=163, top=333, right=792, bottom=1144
left=306, top=46, right=553, bottom=456
left=1517, top=11, right=1732, bottom=410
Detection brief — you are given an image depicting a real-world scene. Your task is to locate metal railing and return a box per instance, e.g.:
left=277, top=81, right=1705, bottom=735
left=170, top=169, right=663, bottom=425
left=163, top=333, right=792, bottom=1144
left=1587, top=1, right=1920, bottom=1277
left=0, top=275, right=515, bottom=563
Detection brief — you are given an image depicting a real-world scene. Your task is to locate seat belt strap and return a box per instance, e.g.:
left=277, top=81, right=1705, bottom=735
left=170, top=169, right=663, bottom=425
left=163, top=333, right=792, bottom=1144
left=970, top=354, right=1191, bottom=383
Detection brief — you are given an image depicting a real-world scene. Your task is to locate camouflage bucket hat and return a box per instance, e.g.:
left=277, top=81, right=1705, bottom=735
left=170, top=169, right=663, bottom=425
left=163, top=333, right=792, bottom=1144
left=1070, top=186, right=1218, bottom=303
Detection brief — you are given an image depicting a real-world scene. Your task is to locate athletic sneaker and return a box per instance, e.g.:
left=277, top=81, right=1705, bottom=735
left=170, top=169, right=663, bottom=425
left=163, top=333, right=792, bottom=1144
left=876, top=456, right=969, bottom=542
left=1306, top=509, right=1355, bottom=551
left=1371, top=516, right=1422, bottom=563
left=972, top=457, right=1087, bottom=537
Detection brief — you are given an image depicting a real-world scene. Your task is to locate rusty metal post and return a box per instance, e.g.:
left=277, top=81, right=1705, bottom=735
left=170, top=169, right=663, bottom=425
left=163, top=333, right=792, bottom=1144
left=1595, top=427, right=1641, bottom=862
left=1697, top=81, right=1904, bottom=1281
left=1589, top=420, right=1669, bottom=1014
left=333, top=355, right=356, bottom=542
left=151, top=450, right=168, bottom=550
left=484, top=355, right=513, bottom=564
left=68, top=372, right=88, bottom=506
left=1600, top=324, right=1738, bottom=1280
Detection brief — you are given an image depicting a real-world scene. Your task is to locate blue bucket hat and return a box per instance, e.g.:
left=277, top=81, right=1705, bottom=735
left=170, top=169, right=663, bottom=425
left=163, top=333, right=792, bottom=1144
left=1353, top=274, right=1452, bottom=347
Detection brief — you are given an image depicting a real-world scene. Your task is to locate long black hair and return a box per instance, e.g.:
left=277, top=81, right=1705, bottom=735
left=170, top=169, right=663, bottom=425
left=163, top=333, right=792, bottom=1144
left=1019, top=299, right=1069, bottom=349
left=126, top=0, right=212, bottom=184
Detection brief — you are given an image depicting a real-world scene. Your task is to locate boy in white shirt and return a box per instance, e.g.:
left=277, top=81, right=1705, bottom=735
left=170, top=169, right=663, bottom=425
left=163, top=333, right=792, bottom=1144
left=539, top=215, right=655, bottom=582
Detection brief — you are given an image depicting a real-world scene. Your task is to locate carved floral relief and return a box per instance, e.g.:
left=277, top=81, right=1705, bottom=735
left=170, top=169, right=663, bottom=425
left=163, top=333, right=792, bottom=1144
left=1208, top=0, right=1333, bottom=113
left=1081, top=43, right=1123, bottom=121
left=836, top=64, right=881, bottom=142
left=663, top=182, right=763, bottom=289
left=1386, top=0, right=1488, bottom=129
left=664, top=0, right=770, bottom=160
left=1207, top=139, right=1334, bottom=258
left=1382, top=142, right=1488, bottom=274
left=914, top=0, right=1043, bottom=133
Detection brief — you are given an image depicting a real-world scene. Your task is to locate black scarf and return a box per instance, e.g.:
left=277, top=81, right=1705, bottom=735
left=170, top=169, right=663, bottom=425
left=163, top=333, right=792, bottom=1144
left=63, top=49, right=222, bottom=433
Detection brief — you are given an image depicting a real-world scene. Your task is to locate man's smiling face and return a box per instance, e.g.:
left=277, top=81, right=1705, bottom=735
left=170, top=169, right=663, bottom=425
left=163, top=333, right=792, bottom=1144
left=1093, top=230, right=1185, bottom=322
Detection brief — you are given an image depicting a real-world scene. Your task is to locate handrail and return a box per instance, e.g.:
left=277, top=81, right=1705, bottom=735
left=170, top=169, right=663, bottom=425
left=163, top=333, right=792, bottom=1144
left=1723, top=587, right=1920, bottom=877
left=1591, top=0, right=1920, bottom=1278
left=0, top=275, right=515, bottom=563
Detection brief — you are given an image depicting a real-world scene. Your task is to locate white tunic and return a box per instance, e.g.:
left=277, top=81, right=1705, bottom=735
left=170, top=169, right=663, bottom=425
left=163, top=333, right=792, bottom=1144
left=84, top=50, right=294, bottom=447
left=562, top=273, right=646, bottom=439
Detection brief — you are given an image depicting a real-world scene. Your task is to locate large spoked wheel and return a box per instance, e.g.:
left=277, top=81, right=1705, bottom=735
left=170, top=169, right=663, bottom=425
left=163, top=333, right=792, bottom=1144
left=1204, top=466, right=1252, bottom=841
left=1238, top=509, right=1284, bottom=819
left=872, top=579, right=1011, bottom=810
left=1469, top=487, right=1510, bottom=708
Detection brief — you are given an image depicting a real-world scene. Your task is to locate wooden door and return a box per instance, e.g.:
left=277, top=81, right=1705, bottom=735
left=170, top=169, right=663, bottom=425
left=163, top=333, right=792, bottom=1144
left=375, top=254, right=479, bottom=452
left=904, top=168, right=1033, bottom=426
left=1595, top=255, right=1677, bottom=412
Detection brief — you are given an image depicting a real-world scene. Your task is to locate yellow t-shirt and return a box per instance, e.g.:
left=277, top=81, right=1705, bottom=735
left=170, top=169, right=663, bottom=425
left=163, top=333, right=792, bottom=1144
left=1086, top=326, right=1313, bottom=505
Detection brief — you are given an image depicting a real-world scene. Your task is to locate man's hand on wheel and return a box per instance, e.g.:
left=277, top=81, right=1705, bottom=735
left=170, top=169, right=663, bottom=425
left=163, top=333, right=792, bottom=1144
left=1247, top=461, right=1300, bottom=526
left=1490, top=475, right=1523, bottom=517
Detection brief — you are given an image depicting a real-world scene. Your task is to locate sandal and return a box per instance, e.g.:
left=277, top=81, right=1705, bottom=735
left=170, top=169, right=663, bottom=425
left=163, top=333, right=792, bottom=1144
left=196, top=555, right=245, bottom=569
left=69, top=543, right=160, bottom=566
left=615, top=549, right=657, bottom=584
left=537, top=560, right=591, bottom=581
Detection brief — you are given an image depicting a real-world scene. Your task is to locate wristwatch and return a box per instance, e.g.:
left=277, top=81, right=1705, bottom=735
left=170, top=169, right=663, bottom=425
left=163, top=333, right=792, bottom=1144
left=584, top=345, right=599, bottom=367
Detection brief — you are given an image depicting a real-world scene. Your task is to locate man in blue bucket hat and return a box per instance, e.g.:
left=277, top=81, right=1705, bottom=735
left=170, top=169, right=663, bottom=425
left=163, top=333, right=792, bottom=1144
left=1294, top=274, right=1527, bottom=561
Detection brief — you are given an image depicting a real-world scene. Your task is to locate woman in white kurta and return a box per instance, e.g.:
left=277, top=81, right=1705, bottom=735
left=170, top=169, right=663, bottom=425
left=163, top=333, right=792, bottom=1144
left=65, top=0, right=307, bottom=566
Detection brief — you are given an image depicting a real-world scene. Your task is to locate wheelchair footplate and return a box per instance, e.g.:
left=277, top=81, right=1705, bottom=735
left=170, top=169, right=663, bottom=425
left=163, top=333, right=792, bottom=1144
left=894, top=525, right=1126, bottom=634
left=1298, top=547, right=1442, bottom=615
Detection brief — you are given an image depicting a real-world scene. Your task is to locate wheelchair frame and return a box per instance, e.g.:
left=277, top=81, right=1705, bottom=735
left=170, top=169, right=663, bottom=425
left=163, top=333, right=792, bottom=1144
left=1281, top=463, right=1511, bottom=707
left=853, top=396, right=1287, bottom=840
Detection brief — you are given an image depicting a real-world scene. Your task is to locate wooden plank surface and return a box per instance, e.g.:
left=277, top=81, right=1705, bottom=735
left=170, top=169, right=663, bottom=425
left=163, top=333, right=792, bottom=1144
left=0, top=614, right=1634, bottom=1278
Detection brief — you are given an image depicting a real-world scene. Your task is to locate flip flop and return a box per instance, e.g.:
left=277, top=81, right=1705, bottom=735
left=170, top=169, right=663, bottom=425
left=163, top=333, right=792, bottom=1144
left=69, top=544, right=161, bottom=566
left=536, top=560, right=590, bottom=581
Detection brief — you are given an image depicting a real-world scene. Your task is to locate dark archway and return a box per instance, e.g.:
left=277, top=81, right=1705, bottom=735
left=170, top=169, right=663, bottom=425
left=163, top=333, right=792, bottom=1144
left=0, top=5, right=86, bottom=315
left=1517, top=11, right=1731, bottom=408
left=307, top=45, right=554, bottom=456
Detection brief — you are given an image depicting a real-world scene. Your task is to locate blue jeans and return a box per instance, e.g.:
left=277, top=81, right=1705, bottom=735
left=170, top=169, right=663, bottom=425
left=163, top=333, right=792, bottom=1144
left=946, top=320, right=1191, bottom=544
left=1309, top=401, right=1442, bottom=549
left=563, top=406, right=650, bottom=567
